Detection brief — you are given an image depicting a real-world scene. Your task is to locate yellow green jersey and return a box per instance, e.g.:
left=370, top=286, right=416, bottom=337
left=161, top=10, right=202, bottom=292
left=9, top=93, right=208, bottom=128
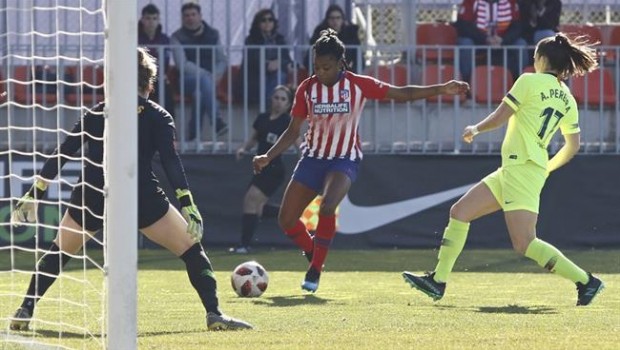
left=501, top=72, right=580, bottom=169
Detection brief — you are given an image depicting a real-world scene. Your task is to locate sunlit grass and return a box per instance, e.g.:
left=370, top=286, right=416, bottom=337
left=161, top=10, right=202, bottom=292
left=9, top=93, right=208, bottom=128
left=1, top=249, right=618, bottom=349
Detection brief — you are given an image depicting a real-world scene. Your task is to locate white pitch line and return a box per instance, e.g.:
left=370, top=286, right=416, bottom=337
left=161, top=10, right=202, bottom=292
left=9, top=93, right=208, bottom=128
left=2, top=331, right=62, bottom=350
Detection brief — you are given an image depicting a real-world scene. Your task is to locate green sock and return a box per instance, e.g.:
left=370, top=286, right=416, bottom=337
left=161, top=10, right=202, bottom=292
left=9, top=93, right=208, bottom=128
left=525, top=238, right=589, bottom=284
left=434, top=218, right=470, bottom=283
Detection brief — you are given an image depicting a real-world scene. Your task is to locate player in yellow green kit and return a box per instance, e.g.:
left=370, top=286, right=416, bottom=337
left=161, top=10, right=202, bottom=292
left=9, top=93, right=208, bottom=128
left=403, top=33, right=604, bottom=306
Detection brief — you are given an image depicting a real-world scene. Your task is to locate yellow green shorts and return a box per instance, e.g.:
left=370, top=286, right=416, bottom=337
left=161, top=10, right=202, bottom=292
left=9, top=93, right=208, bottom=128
left=482, top=161, right=547, bottom=213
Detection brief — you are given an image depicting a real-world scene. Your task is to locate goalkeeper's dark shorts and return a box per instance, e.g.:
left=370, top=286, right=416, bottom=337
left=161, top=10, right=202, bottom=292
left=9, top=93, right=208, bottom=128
left=68, top=183, right=170, bottom=232
left=251, top=161, right=285, bottom=197
left=137, top=185, right=170, bottom=229
left=68, top=182, right=104, bottom=232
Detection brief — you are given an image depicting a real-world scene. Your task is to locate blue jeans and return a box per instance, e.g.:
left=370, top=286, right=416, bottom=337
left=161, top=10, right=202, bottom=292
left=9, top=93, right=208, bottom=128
left=457, top=37, right=528, bottom=82
left=457, top=37, right=476, bottom=83
left=533, top=30, right=557, bottom=45
left=264, top=70, right=288, bottom=106
left=183, top=70, right=220, bottom=140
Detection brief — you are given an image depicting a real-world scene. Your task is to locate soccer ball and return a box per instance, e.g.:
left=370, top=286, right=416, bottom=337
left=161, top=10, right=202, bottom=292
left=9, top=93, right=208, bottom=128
left=231, top=261, right=269, bottom=297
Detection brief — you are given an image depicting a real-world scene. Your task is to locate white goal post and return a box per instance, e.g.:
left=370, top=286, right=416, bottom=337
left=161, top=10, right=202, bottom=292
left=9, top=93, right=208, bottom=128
left=105, top=0, right=137, bottom=349
left=0, top=0, right=137, bottom=348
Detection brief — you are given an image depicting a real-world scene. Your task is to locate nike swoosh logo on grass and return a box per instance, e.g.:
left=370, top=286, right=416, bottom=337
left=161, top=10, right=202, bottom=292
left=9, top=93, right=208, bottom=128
left=338, top=184, right=474, bottom=234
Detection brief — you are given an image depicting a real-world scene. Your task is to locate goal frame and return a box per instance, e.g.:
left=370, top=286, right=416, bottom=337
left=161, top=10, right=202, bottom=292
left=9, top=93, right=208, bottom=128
left=105, top=0, right=137, bottom=348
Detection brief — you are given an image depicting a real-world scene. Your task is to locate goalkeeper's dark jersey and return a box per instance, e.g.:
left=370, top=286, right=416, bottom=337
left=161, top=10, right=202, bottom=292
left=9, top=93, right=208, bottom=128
left=39, top=97, right=189, bottom=230
left=40, top=96, right=189, bottom=199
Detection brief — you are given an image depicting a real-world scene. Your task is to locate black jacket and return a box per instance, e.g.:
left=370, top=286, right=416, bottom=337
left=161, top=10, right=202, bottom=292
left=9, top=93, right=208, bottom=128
left=240, top=32, right=292, bottom=104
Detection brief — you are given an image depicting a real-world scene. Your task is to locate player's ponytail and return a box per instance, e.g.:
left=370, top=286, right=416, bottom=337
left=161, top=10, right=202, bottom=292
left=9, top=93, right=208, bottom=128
left=536, top=33, right=598, bottom=80
left=137, top=47, right=157, bottom=93
left=313, top=28, right=348, bottom=71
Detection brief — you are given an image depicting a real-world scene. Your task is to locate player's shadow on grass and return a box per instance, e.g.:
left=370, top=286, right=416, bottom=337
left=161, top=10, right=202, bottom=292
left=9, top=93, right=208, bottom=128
left=30, top=328, right=201, bottom=339
left=31, top=329, right=102, bottom=339
left=251, top=294, right=331, bottom=307
left=476, top=304, right=557, bottom=314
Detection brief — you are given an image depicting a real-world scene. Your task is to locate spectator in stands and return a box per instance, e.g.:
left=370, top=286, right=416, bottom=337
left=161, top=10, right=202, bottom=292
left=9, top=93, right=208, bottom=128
left=171, top=2, right=228, bottom=140
left=230, top=85, right=299, bottom=254
left=306, top=4, right=363, bottom=73
left=519, top=0, right=561, bottom=45
left=240, top=9, right=294, bottom=106
left=454, top=0, right=528, bottom=82
left=138, top=4, right=175, bottom=114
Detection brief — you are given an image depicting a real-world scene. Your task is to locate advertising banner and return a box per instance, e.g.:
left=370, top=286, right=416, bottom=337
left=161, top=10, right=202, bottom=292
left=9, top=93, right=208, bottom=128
left=1, top=154, right=618, bottom=249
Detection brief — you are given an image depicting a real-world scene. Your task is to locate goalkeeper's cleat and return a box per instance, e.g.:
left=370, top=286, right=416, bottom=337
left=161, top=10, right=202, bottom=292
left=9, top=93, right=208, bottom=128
left=9, top=307, right=31, bottom=331
left=301, top=266, right=321, bottom=293
left=402, top=271, right=446, bottom=301
left=207, top=312, right=253, bottom=331
left=576, top=273, right=605, bottom=306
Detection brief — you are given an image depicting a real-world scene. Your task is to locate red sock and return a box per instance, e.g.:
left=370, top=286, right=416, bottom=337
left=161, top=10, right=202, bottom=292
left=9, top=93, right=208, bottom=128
left=311, top=214, right=336, bottom=272
left=284, top=220, right=314, bottom=253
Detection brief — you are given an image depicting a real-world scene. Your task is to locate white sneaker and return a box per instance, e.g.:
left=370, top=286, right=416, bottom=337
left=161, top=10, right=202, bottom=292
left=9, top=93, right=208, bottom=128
left=228, top=246, right=249, bottom=254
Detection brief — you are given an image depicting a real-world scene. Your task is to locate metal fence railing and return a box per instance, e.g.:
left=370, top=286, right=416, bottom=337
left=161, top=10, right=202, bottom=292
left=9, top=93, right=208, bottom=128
left=1, top=44, right=619, bottom=154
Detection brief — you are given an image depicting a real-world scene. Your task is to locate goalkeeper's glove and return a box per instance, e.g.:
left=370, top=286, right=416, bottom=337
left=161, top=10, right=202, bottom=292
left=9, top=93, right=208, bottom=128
left=12, top=179, right=48, bottom=226
left=175, top=189, right=203, bottom=242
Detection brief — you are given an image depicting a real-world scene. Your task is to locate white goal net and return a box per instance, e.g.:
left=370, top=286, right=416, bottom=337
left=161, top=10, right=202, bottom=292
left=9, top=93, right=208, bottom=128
left=1, top=1, right=136, bottom=348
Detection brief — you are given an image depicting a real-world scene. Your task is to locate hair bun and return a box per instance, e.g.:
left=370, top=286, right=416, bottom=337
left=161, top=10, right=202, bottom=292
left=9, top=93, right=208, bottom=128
left=554, top=34, right=568, bottom=46
left=320, top=28, right=338, bottom=38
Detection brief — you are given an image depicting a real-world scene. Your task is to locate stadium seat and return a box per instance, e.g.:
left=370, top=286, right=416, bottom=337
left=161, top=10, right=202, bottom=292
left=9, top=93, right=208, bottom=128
left=12, top=65, right=59, bottom=105
left=522, top=65, right=535, bottom=74
left=415, top=22, right=457, bottom=63
left=287, top=66, right=309, bottom=86
left=559, top=24, right=603, bottom=44
left=166, top=66, right=190, bottom=104
left=364, top=64, right=409, bottom=102
left=471, top=65, right=514, bottom=104
left=570, top=68, right=616, bottom=108
left=65, top=65, right=104, bottom=105
left=216, top=65, right=241, bottom=104
left=365, top=64, right=409, bottom=86
left=601, top=25, right=620, bottom=63
left=420, top=64, right=465, bottom=103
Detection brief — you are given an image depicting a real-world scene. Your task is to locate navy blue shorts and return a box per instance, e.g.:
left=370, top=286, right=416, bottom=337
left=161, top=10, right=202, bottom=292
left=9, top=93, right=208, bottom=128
left=291, top=156, right=360, bottom=193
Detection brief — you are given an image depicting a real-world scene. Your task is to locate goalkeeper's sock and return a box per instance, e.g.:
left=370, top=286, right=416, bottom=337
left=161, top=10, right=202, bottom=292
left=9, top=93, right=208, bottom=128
left=525, top=238, right=589, bottom=284
left=434, top=218, right=470, bottom=283
left=240, top=214, right=259, bottom=247
left=283, top=220, right=314, bottom=254
left=21, top=243, right=72, bottom=315
left=310, top=214, right=336, bottom=272
left=181, top=243, right=221, bottom=316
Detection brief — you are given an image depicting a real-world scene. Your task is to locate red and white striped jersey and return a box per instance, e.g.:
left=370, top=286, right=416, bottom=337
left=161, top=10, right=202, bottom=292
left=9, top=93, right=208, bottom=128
left=291, top=71, right=390, bottom=161
left=458, top=0, right=519, bottom=36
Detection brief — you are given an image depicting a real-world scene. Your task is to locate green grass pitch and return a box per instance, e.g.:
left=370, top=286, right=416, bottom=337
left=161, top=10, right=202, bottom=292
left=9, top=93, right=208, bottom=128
left=1, top=249, right=619, bottom=349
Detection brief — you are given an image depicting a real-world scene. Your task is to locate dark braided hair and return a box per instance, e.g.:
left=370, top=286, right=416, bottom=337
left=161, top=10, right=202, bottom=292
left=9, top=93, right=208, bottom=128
left=313, top=28, right=349, bottom=70
left=536, top=33, right=598, bottom=80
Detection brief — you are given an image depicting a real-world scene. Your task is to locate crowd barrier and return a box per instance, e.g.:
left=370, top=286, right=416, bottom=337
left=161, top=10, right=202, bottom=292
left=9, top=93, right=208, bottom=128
left=1, top=44, right=618, bottom=154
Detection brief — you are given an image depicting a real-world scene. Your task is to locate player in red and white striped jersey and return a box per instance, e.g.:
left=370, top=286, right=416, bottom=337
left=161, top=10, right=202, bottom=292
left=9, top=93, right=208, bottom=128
left=253, top=29, right=469, bottom=293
